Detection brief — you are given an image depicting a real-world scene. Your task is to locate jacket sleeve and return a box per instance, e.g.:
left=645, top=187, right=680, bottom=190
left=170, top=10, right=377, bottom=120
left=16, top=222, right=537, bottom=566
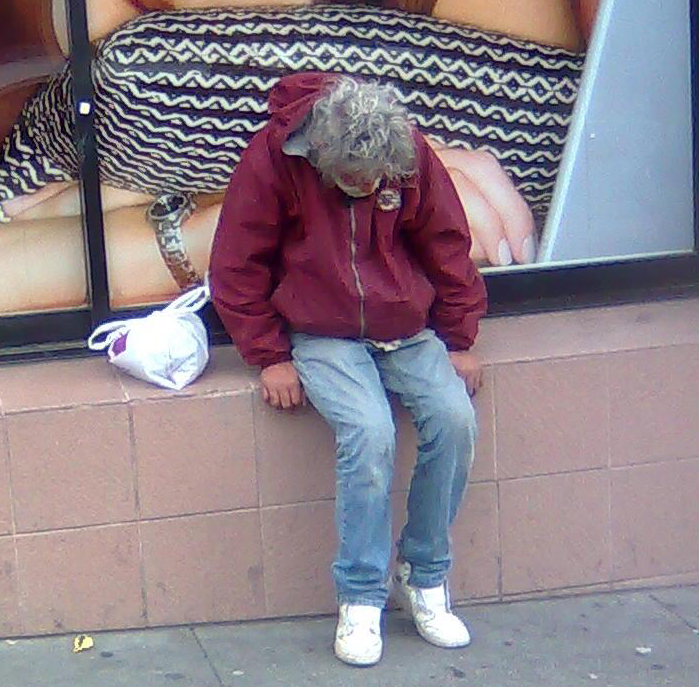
left=209, top=134, right=293, bottom=368
left=403, top=136, right=488, bottom=350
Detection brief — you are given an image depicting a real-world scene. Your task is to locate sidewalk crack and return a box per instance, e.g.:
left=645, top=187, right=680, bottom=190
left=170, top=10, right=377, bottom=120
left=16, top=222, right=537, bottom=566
left=649, top=592, right=698, bottom=631
left=191, top=627, right=225, bottom=687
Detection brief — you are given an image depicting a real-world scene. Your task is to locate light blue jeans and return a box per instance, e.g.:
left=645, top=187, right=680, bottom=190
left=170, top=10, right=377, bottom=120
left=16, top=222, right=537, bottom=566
left=290, top=329, right=477, bottom=608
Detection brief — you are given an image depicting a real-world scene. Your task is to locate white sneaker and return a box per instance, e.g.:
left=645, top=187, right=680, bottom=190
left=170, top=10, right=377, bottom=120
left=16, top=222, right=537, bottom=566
left=393, top=561, right=471, bottom=648
left=334, top=604, right=383, bottom=666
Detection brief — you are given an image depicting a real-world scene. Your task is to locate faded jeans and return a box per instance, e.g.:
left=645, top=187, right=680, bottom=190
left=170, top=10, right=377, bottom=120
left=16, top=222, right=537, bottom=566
left=290, top=329, right=477, bottom=608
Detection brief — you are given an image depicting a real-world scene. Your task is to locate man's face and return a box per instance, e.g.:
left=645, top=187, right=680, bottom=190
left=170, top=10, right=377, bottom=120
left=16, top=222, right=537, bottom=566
left=334, top=171, right=381, bottom=198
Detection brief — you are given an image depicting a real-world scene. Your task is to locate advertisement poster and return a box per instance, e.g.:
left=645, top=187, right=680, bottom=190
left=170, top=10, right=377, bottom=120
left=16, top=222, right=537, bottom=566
left=0, top=0, right=694, bottom=316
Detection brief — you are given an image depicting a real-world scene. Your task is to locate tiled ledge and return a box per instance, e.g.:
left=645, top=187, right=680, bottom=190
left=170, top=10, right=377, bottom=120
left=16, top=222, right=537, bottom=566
left=473, top=296, right=699, bottom=364
left=2, top=296, right=698, bottom=415
left=0, top=346, right=256, bottom=415
left=1, top=297, right=699, bottom=638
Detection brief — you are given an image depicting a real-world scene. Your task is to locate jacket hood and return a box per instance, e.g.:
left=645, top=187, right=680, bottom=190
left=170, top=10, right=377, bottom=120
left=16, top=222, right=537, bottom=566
left=267, top=72, right=339, bottom=137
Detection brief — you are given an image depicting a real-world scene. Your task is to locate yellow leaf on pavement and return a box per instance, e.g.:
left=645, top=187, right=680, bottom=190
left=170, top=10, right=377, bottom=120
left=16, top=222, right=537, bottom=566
left=73, top=634, right=94, bottom=653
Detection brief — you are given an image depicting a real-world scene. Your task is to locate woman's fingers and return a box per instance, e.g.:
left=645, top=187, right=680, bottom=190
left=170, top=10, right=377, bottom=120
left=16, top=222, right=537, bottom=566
left=432, top=142, right=538, bottom=265
left=469, top=230, right=487, bottom=265
left=446, top=166, right=509, bottom=266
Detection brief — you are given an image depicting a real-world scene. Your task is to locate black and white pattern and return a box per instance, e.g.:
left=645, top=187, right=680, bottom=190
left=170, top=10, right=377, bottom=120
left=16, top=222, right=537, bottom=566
left=0, top=4, right=585, bottom=222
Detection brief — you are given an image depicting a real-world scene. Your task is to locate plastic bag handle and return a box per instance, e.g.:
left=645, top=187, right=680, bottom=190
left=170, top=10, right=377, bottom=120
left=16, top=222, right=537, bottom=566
left=163, top=281, right=210, bottom=314
left=88, top=276, right=210, bottom=350
left=87, top=320, right=132, bottom=350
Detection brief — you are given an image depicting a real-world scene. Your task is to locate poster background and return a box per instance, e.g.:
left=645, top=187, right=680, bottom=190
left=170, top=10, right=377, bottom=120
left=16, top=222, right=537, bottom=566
left=0, top=0, right=695, bottom=318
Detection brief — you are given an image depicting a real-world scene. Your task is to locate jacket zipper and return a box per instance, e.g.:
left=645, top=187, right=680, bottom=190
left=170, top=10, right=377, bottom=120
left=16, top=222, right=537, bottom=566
left=348, top=204, right=366, bottom=338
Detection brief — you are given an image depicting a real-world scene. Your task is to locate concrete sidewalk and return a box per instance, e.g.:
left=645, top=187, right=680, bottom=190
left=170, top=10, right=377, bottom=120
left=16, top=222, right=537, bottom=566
left=1, top=586, right=697, bottom=687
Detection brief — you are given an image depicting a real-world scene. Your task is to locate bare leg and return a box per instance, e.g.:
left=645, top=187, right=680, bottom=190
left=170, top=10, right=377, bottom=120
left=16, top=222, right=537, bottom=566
left=0, top=215, right=88, bottom=314
left=103, top=198, right=221, bottom=309
left=1, top=182, right=74, bottom=220
left=14, top=185, right=154, bottom=221
left=433, top=0, right=583, bottom=49
left=1, top=185, right=221, bottom=314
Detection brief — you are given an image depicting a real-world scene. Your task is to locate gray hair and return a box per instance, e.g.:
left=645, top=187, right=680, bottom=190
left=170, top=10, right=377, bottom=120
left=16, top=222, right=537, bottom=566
left=306, top=77, right=416, bottom=185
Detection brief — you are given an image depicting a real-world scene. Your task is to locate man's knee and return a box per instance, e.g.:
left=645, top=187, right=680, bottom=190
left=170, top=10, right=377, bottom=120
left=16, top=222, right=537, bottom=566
left=346, top=412, right=396, bottom=456
left=445, top=401, right=477, bottom=476
left=415, top=397, right=477, bottom=475
left=337, top=412, right=396, bottom=490
left=430, top=397, right=477, bottom=444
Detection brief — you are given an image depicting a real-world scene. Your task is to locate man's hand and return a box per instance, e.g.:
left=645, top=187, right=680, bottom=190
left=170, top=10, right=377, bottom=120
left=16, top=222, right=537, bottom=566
left=260, top=361, right=306, bottom=410
left=448, top=350, right=483, bottom=397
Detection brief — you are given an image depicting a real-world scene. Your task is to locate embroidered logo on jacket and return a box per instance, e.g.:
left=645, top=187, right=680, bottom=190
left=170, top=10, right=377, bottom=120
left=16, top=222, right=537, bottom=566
left=376, top=188, right=402, bottom=212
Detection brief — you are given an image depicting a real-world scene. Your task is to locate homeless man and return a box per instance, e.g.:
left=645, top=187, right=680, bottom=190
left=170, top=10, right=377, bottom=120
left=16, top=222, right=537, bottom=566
left=209, top=72, right=488, bottom=667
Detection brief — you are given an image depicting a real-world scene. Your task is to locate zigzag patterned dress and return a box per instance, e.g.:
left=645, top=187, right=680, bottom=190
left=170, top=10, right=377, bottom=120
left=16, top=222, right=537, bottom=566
left=0, top=4, right=584, bottom=223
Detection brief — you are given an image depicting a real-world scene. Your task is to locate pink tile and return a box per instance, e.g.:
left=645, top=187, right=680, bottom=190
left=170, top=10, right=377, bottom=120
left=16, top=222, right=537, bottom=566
left=134, top=395, right=257, bottom=518
left=0, top=357, right=125, bottom=412
left=383, top=490, right=410, bottom=611
left=142, top=511, right=264, bottom=624
left=7, top=406, right=135, bottom=533
left=475, top=298, right=699, bottom=365
left=119, top=345, right=257, bottom=401
left=472, top=367, right=496, bottom=482
left=500, top=471, right=610, bottom=594
left=254, top=396, right=336, bottom=507
left=392, top=403, right=419, bottom=493
left=0, top=537, right=22, bottom=637
left=390, top=489, right=408, bottom=548
left=495, top=357, right=608, bottom=479
left=611, top=459, right=699, bottom=581
left=608, top=345, right=699, bottom=466
left=16, top=525, right=144, bottom=635
left=261, top=500, right=337, bottom=617
left=0, top=422, right=12, bottom=535
left=450, top=483, right=500, bottom=601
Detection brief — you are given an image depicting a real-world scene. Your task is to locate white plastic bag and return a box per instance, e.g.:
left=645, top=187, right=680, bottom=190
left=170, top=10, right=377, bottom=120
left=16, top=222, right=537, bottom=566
left=88, top=284, right=210, bottom=390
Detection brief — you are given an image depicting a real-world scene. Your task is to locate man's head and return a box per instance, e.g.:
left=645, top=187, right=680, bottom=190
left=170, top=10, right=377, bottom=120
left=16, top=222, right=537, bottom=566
left=306, top=77, right=416, bottom=197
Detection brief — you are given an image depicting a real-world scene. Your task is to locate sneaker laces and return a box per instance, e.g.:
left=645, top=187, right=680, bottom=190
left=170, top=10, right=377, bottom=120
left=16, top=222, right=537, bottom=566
left=416, top=583, right=453, bottom=619
left=342, top=605, right=381, bottom=634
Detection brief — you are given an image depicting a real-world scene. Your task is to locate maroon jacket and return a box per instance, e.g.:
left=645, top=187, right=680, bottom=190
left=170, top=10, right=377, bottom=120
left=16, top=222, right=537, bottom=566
left=210, top=72, right=487, bottom=368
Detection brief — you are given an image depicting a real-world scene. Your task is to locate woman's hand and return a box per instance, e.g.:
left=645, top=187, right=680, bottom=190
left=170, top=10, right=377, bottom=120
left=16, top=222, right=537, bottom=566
left=428, top=139, right=537, bottom=267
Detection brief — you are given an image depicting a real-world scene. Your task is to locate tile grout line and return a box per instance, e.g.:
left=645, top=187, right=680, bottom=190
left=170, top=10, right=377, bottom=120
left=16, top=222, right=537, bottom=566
left=492, top=367, right=503, bottom=602
left=477, top=326, right=699, bottom=368
left=2, top=415, right=24, bottom=630
left=2, top=399, right=130, bottom=417
left=1, top=417, right=17, bottom=537
left=250, top=391, right=270, bottom=617
left=190, top=627, right=225, bottom=687
left=127, top=405, right=149, bottom=627
left=495, top=479, right=503, bottom=602
left=488, top=366, right=498, bottom=483
left=604, top=354, right=615, bottom=585
left=0, top=384, right=256, bottom=418
left=492, top=455, right=699, bottom=484
left=11, top=505, right=266, bottom=539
